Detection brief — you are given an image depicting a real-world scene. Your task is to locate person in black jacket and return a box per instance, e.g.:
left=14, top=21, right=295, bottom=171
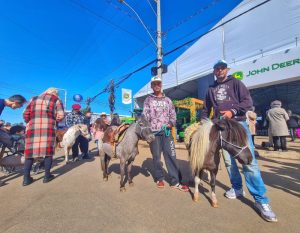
left=201, top=60, right=277, bottom=222
left=287, top=110, right=299, bottom=141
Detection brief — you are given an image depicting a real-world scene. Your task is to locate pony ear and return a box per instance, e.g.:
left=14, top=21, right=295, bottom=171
left=214, top=120, right=226, bottom=131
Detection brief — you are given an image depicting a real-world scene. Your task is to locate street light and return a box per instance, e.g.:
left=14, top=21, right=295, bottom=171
left=119, top=0, right=157, bottom=47
left=57, top=88, right=67, bottom=111
left=119, top=0, right=163, bottom=80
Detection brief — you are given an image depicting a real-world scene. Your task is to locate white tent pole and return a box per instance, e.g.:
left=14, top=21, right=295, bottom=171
left=221, top=18, right=226, bottom=60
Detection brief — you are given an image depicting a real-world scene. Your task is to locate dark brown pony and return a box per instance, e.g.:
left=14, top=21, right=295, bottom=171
left=189, top=118, right=252, bottom=207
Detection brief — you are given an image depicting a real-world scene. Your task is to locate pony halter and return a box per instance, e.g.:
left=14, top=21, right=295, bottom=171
left=137, top=123, right=152, bottom=139
left=219, top=131, right=248, bottom=158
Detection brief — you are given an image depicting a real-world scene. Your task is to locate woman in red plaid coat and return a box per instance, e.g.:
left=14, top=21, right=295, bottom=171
left=23, top=88, right=64, bottom=186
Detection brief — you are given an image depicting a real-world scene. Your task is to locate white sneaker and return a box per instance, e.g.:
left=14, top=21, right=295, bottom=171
left=225, top=188, right=246, bottom=199
left=255, top=202, right=278, bottom=222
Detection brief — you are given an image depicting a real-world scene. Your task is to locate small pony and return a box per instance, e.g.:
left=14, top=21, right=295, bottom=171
left=98, top=114, right=155, bottom=192
left=188, top=118, right=253, bottom=207
left=58, top=124, right=91, bottom=164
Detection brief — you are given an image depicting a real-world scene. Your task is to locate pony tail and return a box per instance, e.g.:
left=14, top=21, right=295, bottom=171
left=189, top=120, right=213, bottom=175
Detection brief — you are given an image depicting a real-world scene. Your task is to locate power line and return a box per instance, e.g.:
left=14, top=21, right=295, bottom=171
left=77, top=0, right=221, bottom=95
left=68, top=0, right=148, bottom=44
left=83, top=18, right=218, bottom=96
left=164, top=0, right=271, bottom=57
left=85, top=0, right=273, bottom=104
left=120, top=0, right=157, bottom=47
left=164, top=0, right=221, bottom=35
left=82, top=41, right=152, bottom=94
left=105, top=0, right=156, bottom=33
left=146, top=0, right=157, bottom=17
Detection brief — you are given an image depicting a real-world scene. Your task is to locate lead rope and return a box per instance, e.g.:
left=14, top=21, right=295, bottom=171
left=154, top=125, right=170, bottom=137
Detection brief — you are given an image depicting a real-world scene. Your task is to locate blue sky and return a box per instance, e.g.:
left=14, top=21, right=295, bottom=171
left=0, top=0, right=241, bottom=123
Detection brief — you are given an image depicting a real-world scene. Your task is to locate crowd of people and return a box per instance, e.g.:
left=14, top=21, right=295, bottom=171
left=1, top=60, right=300, bottom=223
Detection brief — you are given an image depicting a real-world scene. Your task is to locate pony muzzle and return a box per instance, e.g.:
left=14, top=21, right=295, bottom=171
left=146, top=135, right=155, bottom=144
left=236, top=147, right=252, bottom=165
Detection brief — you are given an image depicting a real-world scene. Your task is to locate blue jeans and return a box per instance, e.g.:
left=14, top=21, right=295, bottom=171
left=223, top=121, right=269, bottom=204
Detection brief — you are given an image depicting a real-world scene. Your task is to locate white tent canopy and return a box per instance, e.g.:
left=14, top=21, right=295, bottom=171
left=134, top=0, right=300, bottom=98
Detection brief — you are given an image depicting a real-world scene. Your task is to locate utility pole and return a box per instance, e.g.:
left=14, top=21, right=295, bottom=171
left=156, top=0, right=163, bottom=81
left=119, top=0, right=163, bottom=80
left=108, top=80, right=115, bottom=119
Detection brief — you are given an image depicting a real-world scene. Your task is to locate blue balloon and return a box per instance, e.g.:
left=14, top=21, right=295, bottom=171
left=73, top=94, right=83, bottom=102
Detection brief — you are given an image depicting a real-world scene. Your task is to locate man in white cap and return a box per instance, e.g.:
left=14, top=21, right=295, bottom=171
left=200, top=60, right=277, bottom=222
left=143, top=76, right=189, bottom=192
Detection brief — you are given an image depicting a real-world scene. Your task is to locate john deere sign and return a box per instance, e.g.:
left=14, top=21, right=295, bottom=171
left=246, top=58, right=300, bottom=77
left=229, top=47, right=300, bottom=89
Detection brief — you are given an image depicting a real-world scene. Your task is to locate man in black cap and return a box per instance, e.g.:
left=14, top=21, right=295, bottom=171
left=200, top=60, right=277, bottom=222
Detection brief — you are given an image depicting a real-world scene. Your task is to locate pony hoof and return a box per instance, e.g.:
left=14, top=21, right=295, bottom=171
left=65, top=161, right=70, bottom=165
left=193, top=196, right=200, bottom=202
left=103, top=177, right=108, bottom=181
left=129, top=182, right=134, bottom=187
left=120, top=187, right=126, bottom=192
left=211, top=202, right=219, bottom=208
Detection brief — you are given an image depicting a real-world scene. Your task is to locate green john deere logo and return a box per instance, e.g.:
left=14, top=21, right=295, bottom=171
left=123, top=93, right=130, bottom=99
left=232, top=71, right=244, bottom=80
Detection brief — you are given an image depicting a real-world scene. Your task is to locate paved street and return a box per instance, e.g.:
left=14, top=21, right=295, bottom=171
left=0, top=139, right=299, bottom=233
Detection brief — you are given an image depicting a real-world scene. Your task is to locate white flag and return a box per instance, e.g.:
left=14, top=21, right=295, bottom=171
left=122, top=88, right=132, bottom=104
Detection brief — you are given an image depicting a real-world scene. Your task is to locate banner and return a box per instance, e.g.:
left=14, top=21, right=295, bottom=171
left=229, top=47, right=300, bottom=89
left=122, top=88, right=132, bottom=104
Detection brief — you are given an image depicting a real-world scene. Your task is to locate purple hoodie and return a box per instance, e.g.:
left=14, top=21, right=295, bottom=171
left=143, top=94, right=176, bottom=132
left=201, top=75, right=253, bottom=121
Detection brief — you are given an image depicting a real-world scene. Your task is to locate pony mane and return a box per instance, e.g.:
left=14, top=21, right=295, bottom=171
left=184, top=122, right=201, bottom=149
left=189, top=119, right=213, bottom=174
left=210, top=119, right=248, bottom=147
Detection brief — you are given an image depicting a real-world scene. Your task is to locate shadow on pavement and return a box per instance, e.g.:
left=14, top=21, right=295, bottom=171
left=258, top=157, right=300, bottom=198
left=1, top=151, right=97, bottom=184
left=51, top=152, right=96, bottom=179
left=108, top=162, right=150, bottom=178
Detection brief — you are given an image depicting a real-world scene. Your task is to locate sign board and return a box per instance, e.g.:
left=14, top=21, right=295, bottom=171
left=230, top=47, right=300, bottom=89
left=122, top=88, right=132, bottom=105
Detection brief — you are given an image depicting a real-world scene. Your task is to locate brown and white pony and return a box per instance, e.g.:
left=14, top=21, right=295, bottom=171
left=188, top=118, right=252, bottom=207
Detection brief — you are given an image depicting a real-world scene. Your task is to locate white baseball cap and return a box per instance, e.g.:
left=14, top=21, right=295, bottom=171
left=151, top=76, right=162, bottom=83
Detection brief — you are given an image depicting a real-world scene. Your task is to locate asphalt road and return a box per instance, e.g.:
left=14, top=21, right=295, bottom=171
left=0, top=140, right=299, bottom=233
